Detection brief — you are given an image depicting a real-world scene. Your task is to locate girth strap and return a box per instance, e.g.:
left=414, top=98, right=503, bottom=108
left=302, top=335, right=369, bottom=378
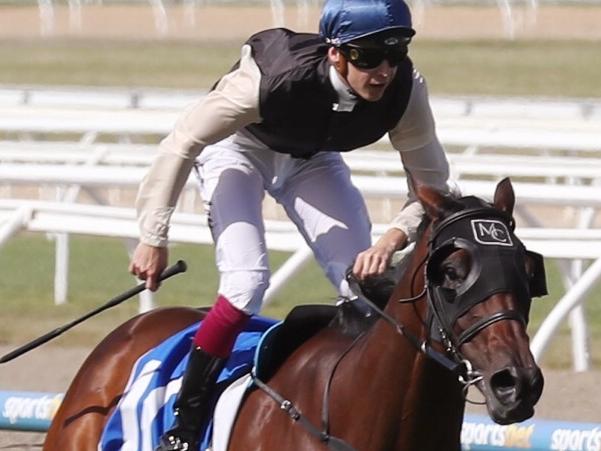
left=456, top=310, right=525, bottom=347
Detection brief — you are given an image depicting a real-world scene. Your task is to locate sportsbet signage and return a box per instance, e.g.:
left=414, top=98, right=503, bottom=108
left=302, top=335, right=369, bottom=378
left=462, top=414, right=601, bottom=451
left=1, top=390, right=600, bottom=449
left=0, top=391, right=63, bottom=431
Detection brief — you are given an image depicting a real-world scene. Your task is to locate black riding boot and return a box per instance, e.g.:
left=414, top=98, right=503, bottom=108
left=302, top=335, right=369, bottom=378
left=155, top=346, right=226, bottom=451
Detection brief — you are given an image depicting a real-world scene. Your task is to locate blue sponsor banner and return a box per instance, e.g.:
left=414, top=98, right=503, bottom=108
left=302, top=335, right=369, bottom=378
left=0, top=391, right=63, bottom=432
left=462, top=414, right=601, bottom=451
left=1, top=388, right=601, bottom=451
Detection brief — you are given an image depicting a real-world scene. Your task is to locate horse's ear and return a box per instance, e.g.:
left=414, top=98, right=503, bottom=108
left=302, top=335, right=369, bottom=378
left=416, top=183, right=459, bottom=222
left=493, top=177, right=515, bottom=216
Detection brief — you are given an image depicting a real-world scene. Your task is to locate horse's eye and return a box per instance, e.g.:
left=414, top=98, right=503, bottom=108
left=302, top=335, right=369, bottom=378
left=443, top=265, right=460, bottom=282
left=433, top=249, right=470, bottom=287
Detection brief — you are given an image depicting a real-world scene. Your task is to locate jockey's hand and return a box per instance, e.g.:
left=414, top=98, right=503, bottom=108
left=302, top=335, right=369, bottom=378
left=129, top=243, right=168, bottom=292
left=353, top=228, right=408, bottom=280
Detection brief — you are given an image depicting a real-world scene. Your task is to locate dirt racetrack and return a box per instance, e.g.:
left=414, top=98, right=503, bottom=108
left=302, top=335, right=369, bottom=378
left=0, top=343, right=600, bottom=448
left=1, top=4, right=601, bottom=41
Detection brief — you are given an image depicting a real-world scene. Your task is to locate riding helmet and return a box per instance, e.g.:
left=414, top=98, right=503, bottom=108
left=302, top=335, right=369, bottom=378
left=319, top=0, right=416, bottom=46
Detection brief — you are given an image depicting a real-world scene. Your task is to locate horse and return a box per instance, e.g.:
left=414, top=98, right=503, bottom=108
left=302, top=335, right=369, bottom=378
left=44, top=178, right=545, bottom=451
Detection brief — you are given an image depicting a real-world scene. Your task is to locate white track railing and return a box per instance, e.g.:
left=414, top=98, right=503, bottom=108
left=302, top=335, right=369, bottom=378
left=1, top=173, right=600, bottom=371
left=3, top=142, right=601, bottom=179
left=1, top=88, right=600, bottom=371
left=1, top=198, right=600, bottom=297
left=2, top=86, right=600, bottom=116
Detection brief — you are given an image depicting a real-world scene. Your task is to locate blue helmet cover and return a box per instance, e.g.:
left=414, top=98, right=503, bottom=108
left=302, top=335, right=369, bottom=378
left=319, top=0, right=415, bottom=46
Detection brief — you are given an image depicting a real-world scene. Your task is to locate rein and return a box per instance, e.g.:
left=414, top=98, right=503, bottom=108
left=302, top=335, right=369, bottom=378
left=351, top=283, right=467, bottom=376
left=354, top=288, right=485, bottom=399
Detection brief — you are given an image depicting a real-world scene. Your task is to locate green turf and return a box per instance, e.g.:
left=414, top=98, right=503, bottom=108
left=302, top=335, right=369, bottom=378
left=0, top=40, right=240, bottom=89
left=0, top=39, right=600, bottom=97
left=0, top=234, right=598, bottom=368
left=410, top=40, right=601, bottom=98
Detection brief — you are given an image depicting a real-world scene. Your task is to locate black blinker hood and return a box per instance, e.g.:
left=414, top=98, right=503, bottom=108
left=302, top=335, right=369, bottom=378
left=426, top=198, right=547, bottom=347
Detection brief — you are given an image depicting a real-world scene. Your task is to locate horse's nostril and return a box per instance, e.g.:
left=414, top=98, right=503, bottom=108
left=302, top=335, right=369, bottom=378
left=490, top=368, right=518, bottom=403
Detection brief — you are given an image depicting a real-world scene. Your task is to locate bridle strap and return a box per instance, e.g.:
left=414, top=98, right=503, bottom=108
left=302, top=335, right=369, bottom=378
left=355, top=292, right=466, bottom=375
left=456, top=310, right=525, bottom=347
left=345, top=259, right=467, bottom=376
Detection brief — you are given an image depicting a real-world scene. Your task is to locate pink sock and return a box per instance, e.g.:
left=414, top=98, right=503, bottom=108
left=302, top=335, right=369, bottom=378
left=193, top=295, right=250, bottom=358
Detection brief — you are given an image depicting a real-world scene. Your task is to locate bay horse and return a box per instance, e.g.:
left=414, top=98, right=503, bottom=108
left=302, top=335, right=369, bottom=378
left=44, top=178, right=545, bottom=451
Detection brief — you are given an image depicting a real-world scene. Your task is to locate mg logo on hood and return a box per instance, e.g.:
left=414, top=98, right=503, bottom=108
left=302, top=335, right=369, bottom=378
left=471, top=219, right=513, bottom=246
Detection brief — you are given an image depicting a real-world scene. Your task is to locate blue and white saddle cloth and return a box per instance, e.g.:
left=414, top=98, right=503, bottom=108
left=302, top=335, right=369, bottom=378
left=98, top=315, right=278, bottom=451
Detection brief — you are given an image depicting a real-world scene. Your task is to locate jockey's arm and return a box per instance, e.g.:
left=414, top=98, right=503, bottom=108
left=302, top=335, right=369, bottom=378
left=353, top=70, right=450, bottom=280
left=130, top=45, right=262, bottom=290
left=388, top=69, right=450, bottom=244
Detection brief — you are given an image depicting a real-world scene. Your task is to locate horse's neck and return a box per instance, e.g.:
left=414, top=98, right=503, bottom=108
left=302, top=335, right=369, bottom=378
left=383, top=353, right=465, bottom=451
left=354, top=231, right=464, bottom=450
left=361, top=228, right=431, bottom=369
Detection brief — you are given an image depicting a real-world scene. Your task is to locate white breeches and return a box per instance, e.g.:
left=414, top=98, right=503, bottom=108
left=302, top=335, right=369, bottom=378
left=195, top=131, right=372, bottom=314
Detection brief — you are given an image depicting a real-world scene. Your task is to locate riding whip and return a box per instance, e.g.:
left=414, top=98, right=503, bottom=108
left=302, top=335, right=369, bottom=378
left=0, top=260, right=187, bottom=364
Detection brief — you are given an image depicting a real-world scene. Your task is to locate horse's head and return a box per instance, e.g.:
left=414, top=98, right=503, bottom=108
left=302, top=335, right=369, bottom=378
left=418, top=178, right=546, bottom=424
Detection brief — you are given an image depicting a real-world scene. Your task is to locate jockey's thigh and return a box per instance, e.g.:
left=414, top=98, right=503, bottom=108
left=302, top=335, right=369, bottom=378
left=270, top=151, right=372, bottom=297
left=195, top=137, right=271, bottom=315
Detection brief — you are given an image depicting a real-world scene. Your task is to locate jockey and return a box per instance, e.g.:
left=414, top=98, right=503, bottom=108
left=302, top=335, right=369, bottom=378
left=130, top=0, right=450, bottom=449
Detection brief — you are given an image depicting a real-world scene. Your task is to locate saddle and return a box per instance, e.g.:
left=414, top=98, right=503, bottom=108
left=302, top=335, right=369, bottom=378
left=255, top=261, right=403, bottom=382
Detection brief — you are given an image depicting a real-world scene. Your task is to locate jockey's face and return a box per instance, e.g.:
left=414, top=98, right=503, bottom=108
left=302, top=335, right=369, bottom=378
left=328, top=46, right=398, bottom=102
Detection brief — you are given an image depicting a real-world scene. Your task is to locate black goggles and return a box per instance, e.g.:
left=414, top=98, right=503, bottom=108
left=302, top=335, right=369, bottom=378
left=339, top=43, right=409, bottom=69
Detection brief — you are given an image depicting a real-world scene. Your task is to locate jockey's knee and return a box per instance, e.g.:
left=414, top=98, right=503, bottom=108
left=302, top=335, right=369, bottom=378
left=218, top=269, right=270, bottom=315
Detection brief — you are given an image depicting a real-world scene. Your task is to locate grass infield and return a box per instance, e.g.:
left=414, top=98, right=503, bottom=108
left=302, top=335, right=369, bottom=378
left=0, top=39, right=599, bottom=97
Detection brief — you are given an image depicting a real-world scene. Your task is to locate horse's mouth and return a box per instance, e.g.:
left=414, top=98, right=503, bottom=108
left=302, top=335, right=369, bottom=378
left=487, top=399, right=536, bottom=425
left=480, top=366, right=544, bottom=425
